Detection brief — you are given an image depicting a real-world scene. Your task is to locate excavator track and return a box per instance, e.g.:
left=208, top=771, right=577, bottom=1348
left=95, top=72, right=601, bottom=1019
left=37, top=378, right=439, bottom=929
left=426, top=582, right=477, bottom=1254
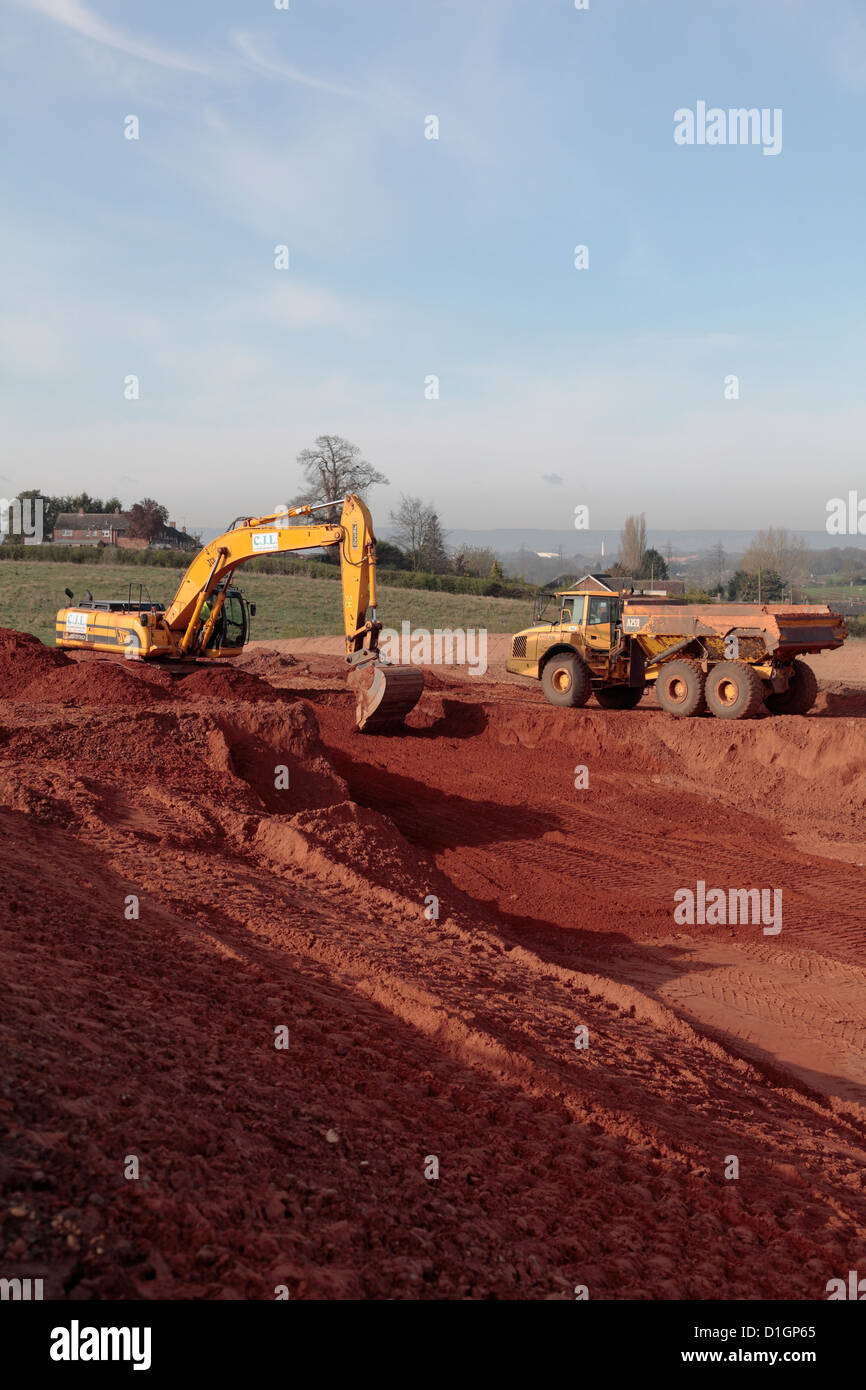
left=348, top=662, right=425, bottom=732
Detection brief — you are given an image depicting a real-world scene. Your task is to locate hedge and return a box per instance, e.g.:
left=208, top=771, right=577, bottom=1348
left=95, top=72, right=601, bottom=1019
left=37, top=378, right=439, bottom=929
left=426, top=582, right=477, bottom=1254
left=0, top=543, right=537, bottom=599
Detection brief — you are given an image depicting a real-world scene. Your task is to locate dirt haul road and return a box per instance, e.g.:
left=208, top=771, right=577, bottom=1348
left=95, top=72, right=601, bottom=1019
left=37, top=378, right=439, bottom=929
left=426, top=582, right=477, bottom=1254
left=1, top=626, right=866, bottom=1301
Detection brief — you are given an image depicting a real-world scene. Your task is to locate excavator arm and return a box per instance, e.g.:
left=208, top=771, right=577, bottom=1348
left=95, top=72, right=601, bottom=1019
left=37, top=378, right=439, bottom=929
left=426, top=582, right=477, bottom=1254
left=162, top=495, right=380, bottom=659
left=164, top=493, right=423, bottom=728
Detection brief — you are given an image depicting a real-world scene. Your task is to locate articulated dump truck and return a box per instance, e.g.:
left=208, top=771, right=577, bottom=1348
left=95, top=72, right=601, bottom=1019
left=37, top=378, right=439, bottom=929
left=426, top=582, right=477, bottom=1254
left=506, top=576, right=847, bottom=719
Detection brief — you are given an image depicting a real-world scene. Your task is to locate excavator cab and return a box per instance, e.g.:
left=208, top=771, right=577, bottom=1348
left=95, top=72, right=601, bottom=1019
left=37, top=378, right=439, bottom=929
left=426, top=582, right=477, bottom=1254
left=201, top=586, right=251, bottom=654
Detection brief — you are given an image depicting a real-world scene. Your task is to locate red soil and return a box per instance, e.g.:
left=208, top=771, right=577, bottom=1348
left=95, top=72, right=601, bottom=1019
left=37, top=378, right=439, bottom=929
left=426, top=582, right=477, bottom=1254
left=0, top=626, right=69, bottom=694
left=19, top=662, right=173, bottom=707
left=176, top=665, right=287, bottom=703
left=2, top=628, right=866, bottom=1300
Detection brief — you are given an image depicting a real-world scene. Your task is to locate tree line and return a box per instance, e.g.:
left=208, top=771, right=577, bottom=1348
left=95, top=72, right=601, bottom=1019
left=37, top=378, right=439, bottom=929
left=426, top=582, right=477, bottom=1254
left=15, top=444, right=850, bottom=605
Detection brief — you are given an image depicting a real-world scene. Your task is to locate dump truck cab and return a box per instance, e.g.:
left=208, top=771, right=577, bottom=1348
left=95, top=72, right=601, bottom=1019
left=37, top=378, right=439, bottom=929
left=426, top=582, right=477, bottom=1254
left=511, top=579, right=633, bottom=686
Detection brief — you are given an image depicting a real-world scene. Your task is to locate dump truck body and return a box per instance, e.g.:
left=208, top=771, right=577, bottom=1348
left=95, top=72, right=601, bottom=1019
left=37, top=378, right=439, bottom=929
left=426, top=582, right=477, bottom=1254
left=621, top=602, right=847, bottom=662
left=506, top=577, right=846, bottom=719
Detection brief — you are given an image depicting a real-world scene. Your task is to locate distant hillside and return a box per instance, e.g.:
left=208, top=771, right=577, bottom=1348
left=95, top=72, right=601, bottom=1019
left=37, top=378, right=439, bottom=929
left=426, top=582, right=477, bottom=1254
left=195, top=522, right=866, bottom=559
left=413, top=529, right=866, bottom=556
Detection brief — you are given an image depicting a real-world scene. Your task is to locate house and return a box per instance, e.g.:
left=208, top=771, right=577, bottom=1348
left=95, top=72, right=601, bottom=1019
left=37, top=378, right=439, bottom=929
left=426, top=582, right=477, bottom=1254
left=149, top=522, right=199, bottom=553
left=52, top=509, right=198, bottom=552
left=53, top=510, right=127, bottom=546
left=567, top=573, right=685, bottom=598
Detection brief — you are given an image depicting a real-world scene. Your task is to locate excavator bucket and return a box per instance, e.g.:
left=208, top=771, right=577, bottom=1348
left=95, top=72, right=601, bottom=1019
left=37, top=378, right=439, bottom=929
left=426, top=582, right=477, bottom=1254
left=348, top=661, right=424, bottom=732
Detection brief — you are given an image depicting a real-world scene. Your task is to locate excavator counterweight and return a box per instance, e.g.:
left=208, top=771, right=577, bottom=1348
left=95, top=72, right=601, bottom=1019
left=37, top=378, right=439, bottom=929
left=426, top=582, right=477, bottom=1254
left=55, top=495, right=423, bottom=733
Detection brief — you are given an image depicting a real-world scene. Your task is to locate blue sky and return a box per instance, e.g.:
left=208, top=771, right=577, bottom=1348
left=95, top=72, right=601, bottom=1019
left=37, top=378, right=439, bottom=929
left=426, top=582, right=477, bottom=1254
left=1, top=0, right=864, bottom=535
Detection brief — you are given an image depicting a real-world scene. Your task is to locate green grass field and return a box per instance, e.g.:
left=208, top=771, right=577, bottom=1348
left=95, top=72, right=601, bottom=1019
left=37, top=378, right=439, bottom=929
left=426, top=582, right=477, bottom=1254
left=804, top=584, right=866, bottom=603
left=0, top=561, right=533, bottom=646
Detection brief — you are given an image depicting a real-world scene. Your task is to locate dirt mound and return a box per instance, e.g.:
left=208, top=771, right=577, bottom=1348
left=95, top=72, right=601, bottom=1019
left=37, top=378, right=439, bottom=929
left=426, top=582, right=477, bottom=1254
left=813, top=683, right=866, bottom=718
left=18, top=660, right=172, bottom=706
left=411, top=692, right=866, bottom=828
left=215, top=702, right=348, bottom=814
left=0, top=626, right=70, bottom=696
left=418, top=668, right=463, bottom=691
left=176, top=665, right=286, bottom=703
left=237, top=649, right=298, bottom=678
left=255, top=799, right=440, bottom=904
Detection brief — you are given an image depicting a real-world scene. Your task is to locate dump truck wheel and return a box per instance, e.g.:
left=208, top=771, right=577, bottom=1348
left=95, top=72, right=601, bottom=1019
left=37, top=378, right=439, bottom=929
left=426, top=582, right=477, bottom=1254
left=705, top=662, right=765, bottom=720
left=541, top=652, right=591, bottom=708
left=595, top=686, right=643, bottom=710
left=764, top=659, right=819, bottom=716
left=654, top=659, right=706, bottom=717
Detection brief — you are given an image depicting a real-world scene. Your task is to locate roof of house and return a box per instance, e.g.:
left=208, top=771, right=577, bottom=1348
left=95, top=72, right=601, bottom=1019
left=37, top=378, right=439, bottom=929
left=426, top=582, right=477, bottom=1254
left=160, top=524, right=196, bottom=547
left=556, top=573, right=685, bottom=596
left=560, top=573, right=618, bottom=594
left=54, top=513, right=128, bottom=530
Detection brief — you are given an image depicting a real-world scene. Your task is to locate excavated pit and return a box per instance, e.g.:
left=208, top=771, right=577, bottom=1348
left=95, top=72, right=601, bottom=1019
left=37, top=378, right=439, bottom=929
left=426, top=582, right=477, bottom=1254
left=2, top=627, right=866, bottom=1300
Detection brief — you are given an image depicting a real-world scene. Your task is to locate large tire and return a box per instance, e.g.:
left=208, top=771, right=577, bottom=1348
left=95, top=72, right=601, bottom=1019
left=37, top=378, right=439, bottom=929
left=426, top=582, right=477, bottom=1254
left=540, top=651, right=591, bottom=708
left=764, top=659, right=819, bottom=716
left=705, top=661, right=765, bottom=720
left=595, top=686, right=643, bottom=710
left=654, top=659, right=706, bottom=717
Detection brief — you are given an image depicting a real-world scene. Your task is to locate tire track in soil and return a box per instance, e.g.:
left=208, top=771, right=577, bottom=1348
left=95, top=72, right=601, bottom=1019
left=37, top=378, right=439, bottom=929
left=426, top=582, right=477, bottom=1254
left=313, top=682, right=866, bottom=1110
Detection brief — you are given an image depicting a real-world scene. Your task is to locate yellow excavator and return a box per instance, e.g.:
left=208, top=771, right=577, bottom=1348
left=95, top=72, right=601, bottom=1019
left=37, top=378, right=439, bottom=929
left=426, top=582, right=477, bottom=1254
left=54, top=495, right=424, bottom=732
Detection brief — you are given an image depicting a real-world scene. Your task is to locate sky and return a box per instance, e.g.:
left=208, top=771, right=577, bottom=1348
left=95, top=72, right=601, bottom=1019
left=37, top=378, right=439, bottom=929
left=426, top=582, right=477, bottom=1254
left=1, top=0, right=864, bottom=537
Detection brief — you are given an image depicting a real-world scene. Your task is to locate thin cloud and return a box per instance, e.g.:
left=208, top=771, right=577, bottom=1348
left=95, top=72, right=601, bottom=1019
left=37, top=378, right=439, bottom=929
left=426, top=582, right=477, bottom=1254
left=542, top=473, right=563, bottom=485
left=12, top=0, right=216, bottom=76
left=229, top=30, right=363, bottom=99
left=829, top=14, right=866, bottom=89
left=249, top=281, right=378, bottom=334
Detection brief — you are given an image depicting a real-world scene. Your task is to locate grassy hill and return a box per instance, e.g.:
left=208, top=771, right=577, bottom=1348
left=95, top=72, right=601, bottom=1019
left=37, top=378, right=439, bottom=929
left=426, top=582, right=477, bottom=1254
left=0, top=561, right=532, bottom=646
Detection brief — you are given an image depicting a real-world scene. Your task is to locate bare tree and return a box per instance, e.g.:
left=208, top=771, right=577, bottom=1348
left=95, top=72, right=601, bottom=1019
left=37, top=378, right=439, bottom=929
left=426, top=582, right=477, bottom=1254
left=291, top=435, right=388, bottom=520
left=454, top=544, right=498, bottom=577
left=390, top=495, right=436, bottom=571
left=618, top=513, right=647, bottom=575
left=742, top=528, right=808, bottom=585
